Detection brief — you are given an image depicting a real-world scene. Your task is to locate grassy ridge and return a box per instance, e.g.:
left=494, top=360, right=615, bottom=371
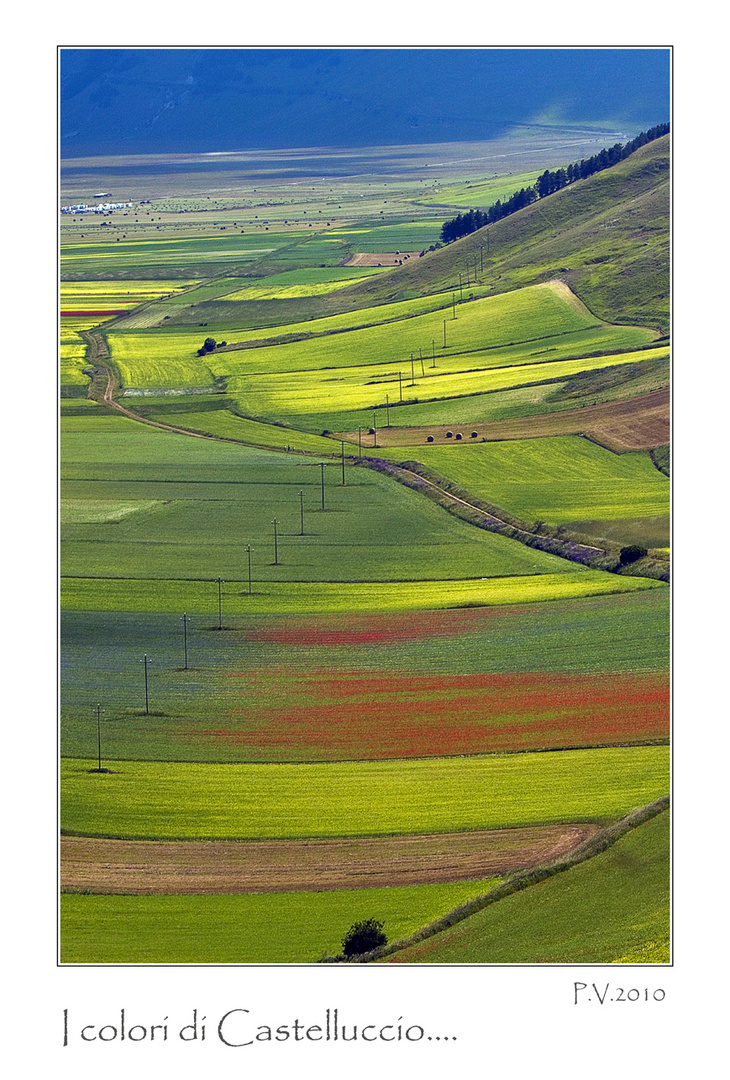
left=330, top=137, right=669, bottom=333
left=105, top=282, right=659, bottom=392
left=60, top=571, right=662, bottom=616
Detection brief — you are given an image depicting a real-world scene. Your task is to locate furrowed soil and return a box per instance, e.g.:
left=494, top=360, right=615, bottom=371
left=61, top=823, right=600, bottom=894
left=347, top=388, right=669, bottom=451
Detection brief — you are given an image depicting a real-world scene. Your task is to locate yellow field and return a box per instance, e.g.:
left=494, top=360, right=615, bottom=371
left=228, top=347, right=670, bottom=420
left=60, top=569, right=664, bottom=616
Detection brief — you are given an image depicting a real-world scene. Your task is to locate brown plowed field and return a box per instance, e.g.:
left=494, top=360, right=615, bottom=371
left=61, top=823, right=600, bottom=895
left=352, top=388, right=669, bottom=451
left=344, top=252, right=420, bottom=266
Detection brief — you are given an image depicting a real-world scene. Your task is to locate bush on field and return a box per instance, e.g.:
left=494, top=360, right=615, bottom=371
left=197, top=337, right=218, bottom=356
left=619, top=544, right=648, bottom=565
left=342, top=919, right=387, bottom=957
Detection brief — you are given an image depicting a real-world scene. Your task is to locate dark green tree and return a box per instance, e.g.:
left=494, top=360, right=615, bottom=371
left=342, top=919, right=387, bottom=957
left=619, top=544, right=648, bottom=565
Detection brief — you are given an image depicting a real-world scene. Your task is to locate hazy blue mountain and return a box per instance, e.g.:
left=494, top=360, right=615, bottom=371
left=60, top=48, right=670, bottom=158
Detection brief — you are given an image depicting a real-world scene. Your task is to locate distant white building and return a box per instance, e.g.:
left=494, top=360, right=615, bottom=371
left=60, top=201, right=132, bottom=215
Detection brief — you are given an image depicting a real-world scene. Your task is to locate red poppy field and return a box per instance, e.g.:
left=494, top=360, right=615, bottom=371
left=195, top=667, right=668, bottom=761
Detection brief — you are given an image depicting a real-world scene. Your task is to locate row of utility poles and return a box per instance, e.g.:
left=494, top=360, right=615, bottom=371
left=366, top=251, right=485, bottom=431
left=89, top=459, right=344, bottom=758
left=87, top=255, right=490, bottom=765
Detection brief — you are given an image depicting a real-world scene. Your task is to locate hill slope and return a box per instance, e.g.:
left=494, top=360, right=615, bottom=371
left=336, top=135, right=670, bottom=333
left=379, top=804, right=669, bottom=964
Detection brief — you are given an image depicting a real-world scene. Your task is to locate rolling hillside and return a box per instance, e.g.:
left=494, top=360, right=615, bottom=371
left=336, top=134, right=670, bottom=333
left=59, top=117, right=670, bottom=966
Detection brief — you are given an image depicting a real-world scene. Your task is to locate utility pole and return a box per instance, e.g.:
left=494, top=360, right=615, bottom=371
left=341, top=440, right=346, bottom=484
left=398, top=371, right=403, bottom=402
left=95, top=703, right=104, bottom=771
left=432, top=339, right=436, bottom=367
left=140, top=654, right=151, bottom=714
left=319, top=463, right=326, bottom=510
left=215, top=577, right=223, bottom=629
left=272, top=520, right=279, bottom=564
left=181, top=612, right=189, bottom=670
left=385, top=394, right=390, bottom=427
left=443, top=320, right=447, bottom=347
left=459, top=273, right=463, bottom=299
left=480, top=245, right=484, bottom=272
left=245, top=544, right=253, bottom=595
left=420, top=348, right=425, bottom=377
left=358, top=427, right=362, bottom=460
left=298, top=489, right=305, bottom=535
left=410, top=353, right=415, bottom=386
left=452, top=294, right=456, bottom=319
left=372, top=414, right=377, bottom=447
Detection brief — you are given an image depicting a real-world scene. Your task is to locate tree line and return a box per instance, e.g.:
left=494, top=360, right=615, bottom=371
left=439, top=123, right=670, bottom=244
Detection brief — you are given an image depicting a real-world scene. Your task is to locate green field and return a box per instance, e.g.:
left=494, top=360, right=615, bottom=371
left=60, top=233, right=285, bottom=278
left=408, top=436, right=669, bottom=524
left=61, top=745, right=669, bottom=840
left=384, top=807, right=669, bottom=964
left=60, top=877, right=501, bottom=964
left=61, top=416, right=582, bottom=584
left=60, top=589, right=668, bottom=762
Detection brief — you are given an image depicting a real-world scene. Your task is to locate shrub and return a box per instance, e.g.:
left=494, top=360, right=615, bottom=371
left=342, top=919, right=387, bottom=957
left=198, top=337, right=218, bottom=356
left=619, top=544, right=648, bottom=565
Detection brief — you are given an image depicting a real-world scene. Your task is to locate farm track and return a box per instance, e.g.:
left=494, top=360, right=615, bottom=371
left=84, top=330, right=231, bottom=442
left=375, top=461, right=605, bottom=559
left=61, top=823, right=601, bottom=895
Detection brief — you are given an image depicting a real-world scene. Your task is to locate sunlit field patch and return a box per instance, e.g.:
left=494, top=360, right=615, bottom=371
left=60, top=571, right=663, bottom=616
left=60, top=745, right=670, bottom=840
left=226, top=348, right=669, bottom=426
left=60, top=499, right=167, bottom=525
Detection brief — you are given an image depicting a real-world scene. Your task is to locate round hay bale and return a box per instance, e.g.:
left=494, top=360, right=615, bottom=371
left=455, top=433, right=463, bottom=440
left=446, top=431, right=453, bottom=438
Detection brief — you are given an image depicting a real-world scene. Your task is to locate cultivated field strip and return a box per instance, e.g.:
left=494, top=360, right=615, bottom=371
left=59, top=571, right=663, bottom=615
left=61, top=823, right=600, bottom=894
left=61, top=745, right=669, bottom=840
left=370, top=388, right=669, bottom=451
